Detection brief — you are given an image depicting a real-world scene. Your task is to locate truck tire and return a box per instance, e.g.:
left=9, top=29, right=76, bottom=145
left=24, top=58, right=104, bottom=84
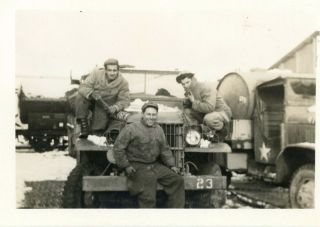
left=30, top=136, right=58, bottom=152
left=289, top=164, right=314, bottom=208
left=62, top=163, right=98, bottom=208
left=187, top=162, right=226, bottom=208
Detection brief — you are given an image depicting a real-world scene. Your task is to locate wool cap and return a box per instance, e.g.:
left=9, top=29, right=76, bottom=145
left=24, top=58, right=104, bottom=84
left=104, top=58, right=119, bottom=67
left=141, top=101, right=159, bottom=112
left=176, top=71, right=194, bottom=83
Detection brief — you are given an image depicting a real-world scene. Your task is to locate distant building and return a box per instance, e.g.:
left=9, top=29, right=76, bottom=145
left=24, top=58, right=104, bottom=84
left=269, top=31, right=319, bottom=75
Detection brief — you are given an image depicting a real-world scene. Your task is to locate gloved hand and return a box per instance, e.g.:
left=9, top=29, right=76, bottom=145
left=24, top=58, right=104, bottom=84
left=90, top=91, right=101, bottom=101
left=125, top=166, right=136, bottom=176
left=183, top=98, right=192, bottom=108
left=109, top=105, right=119, bottom=115
left=186, top=92, right=195, bottom=102
left=171, top=166, right=180, bottom=174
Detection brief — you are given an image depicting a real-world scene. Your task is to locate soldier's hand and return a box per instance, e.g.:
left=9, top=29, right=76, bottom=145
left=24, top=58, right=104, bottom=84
left=90, top=91, right=101, bottom=101
left=187, top=92, right=195, bottom=102
left=125, top=166, right=136, bottom=176
left=109, top=105, right=119, bottom=114
left=170, top=166, right=180, bottom=174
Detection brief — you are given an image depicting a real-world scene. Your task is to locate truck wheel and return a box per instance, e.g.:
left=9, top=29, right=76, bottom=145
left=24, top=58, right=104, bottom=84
left=188, top=162, right=226, bottom=208
left=289, top=164, right=314, bottom=208
left=62, top=163, right=98, bottom=208
left=30, top=137, right=55, bottom=152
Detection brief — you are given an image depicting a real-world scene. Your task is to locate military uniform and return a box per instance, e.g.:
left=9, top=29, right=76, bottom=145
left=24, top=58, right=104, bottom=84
left=113, top=119, right=185, bottom=208
left=75, top=67, right=130, bottom=130
left=182, top=77, right=232, bottom=131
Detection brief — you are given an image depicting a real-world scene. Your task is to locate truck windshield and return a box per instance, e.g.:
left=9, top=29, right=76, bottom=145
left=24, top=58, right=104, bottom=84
left=286, top=79, right=315, bottom=106
left=290, top=80, right=315, bottom=96
left=122, top=71, right=184, bottom=98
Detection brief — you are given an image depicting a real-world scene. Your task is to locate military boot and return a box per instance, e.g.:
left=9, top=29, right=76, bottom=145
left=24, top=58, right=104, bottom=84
left=79, top=118, right=89, bottom=139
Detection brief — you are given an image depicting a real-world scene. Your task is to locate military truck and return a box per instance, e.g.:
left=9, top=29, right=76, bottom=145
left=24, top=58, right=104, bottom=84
left=213, top=70, right=315, bottom=208
left=62, top=69, right=227, bottom=208
left=16, top=88, right=68, bottom=151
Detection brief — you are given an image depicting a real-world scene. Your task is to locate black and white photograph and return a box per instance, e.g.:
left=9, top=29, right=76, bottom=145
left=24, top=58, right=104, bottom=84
left=1, top=0, right=320, bottom=226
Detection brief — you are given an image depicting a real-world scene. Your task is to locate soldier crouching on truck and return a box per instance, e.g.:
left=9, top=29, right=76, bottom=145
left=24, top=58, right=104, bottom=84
left=113, top=102, right=185, bottom=208
left=75, top=58, right=130, bottom=138
left=176, top=71, right=232, bottom=140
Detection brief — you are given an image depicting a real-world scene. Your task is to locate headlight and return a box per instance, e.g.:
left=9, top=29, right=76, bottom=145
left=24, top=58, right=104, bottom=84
left=185, top=129, right=201, bottom=146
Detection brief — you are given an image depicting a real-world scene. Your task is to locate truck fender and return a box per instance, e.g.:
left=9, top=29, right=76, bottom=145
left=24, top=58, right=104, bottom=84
left=275, top=143, right=315, bottom=184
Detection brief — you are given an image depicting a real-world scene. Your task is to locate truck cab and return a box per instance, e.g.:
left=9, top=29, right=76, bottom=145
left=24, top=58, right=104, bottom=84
left=215, top=70, right=315, bottom=208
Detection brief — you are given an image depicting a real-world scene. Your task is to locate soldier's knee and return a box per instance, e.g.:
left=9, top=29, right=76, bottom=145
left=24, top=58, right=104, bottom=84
left=75, top=93, right=89, bottom=104
left=204, top=112, right=224, bottom=130
left=75, top=92, right=84, bottom=100
left=204, top=112, right=220, bottom=124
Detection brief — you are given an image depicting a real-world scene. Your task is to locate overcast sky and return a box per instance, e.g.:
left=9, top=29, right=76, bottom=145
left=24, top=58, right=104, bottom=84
left=13, top=0, right=320, bottom=97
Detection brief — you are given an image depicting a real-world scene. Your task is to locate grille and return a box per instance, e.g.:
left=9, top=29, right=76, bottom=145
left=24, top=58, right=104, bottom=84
left=286, top=124, right=315, bottom=144
left=159, top=123, right=184, bottom=150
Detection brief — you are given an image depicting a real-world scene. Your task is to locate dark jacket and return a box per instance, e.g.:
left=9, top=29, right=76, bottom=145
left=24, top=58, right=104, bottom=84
left=113, top=119, right=175, bottom=168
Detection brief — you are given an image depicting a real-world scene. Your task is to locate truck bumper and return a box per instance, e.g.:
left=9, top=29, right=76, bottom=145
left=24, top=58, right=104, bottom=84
left=83, top=175, right=226, bottom=191
left=212, top=152, right=248, bottom=170
left=185, top=142, right=231, bottom=153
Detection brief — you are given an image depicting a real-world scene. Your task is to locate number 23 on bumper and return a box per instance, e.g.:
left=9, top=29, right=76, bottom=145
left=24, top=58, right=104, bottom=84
left=196, top=178, right=213, bottom=189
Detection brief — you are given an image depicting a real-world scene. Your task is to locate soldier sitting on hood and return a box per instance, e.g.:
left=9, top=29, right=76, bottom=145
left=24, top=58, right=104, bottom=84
left=75, top=58, right=130, bottom=138
left=176, top=71, right=232, bottom=141
left=113, top=102, right=185, bottom=208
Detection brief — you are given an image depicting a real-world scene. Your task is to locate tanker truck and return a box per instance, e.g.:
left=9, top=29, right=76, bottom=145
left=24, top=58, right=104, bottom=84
left=213, top=69, right=315, bottom=208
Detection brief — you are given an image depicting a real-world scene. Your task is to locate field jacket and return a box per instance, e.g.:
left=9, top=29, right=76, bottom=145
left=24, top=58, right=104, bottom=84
left=78, top=67, right=130, bottom=111
left=114, top=120, right=175, bottom=168
left=187, top=78, right=231, bottom=117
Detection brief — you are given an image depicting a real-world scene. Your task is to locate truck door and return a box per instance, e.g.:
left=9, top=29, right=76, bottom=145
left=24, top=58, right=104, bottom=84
left=253, top=82, right=284, bottom=164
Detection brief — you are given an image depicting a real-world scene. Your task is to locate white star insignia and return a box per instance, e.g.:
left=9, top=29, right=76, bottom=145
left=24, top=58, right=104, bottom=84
left=260, top=142, right=270, bottom=161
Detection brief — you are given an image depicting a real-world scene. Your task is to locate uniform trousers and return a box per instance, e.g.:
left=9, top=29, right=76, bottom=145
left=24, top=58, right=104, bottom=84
left=127, top=162, right=185, bottom=208
left=75, top=93, right=112, bottom=130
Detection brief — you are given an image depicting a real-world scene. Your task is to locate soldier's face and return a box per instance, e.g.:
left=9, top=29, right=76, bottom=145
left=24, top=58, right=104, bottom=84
left=143, top=107, right=158, bottom=126
left=181, top=77, right=192, bottom=91
left=106, top=64, right=119, bottom=81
